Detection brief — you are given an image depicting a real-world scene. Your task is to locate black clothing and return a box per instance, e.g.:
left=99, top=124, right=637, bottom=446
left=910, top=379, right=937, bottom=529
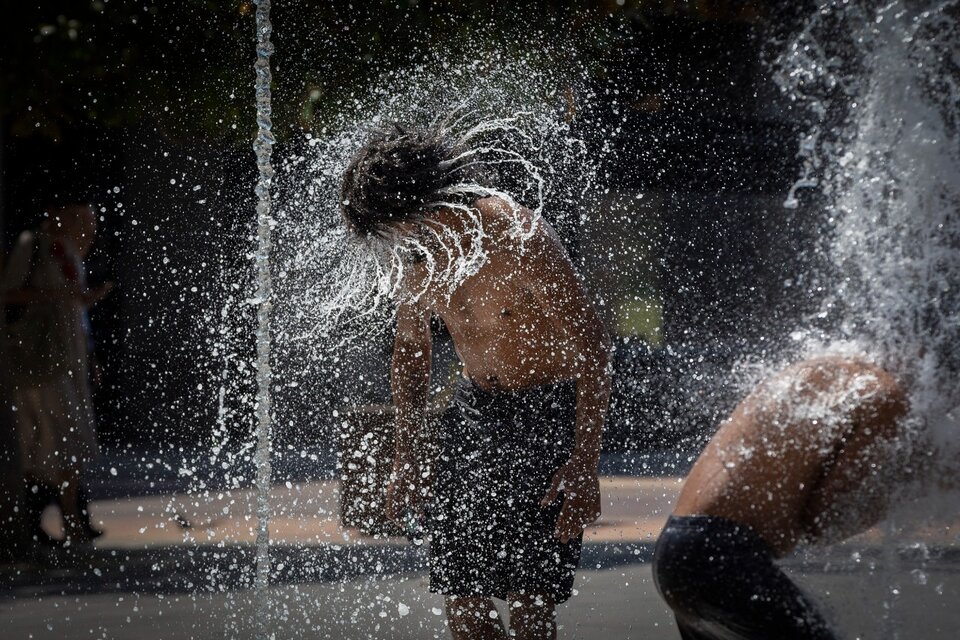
left=653, top=514, right=839, bottom=640
left=430, top=378, right=582, bottom=603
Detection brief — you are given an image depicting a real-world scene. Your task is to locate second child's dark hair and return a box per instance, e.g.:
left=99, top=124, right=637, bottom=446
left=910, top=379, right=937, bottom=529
left=340, top=124, right=458, bottom=238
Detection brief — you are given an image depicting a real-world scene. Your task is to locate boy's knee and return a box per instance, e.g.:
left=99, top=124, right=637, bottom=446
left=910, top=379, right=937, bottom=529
left=446, top=596, right=500, bottom=624
left=507, top=593, right=557, bottom=625
left=506, top=593, right=556, bottom=639
left=445, top=597, right=505, bottom=639
left=507, top=593, right=555, bottom=611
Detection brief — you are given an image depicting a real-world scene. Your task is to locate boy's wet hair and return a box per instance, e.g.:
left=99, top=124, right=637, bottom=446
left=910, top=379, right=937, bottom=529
left=340, top=124, right=455, bottom=238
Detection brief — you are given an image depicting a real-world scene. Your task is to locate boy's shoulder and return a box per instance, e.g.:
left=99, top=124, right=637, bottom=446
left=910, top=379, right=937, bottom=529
left=471, top=196, right=542, bottom=238
left=470, top=196, right=513, bottom=228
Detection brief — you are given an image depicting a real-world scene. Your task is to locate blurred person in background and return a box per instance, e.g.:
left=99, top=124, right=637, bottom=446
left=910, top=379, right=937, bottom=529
left=1, top=203, right=113, bottom=545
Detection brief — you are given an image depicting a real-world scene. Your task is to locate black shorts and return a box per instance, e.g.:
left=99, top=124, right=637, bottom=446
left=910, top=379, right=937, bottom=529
left=429, top=378, right=582, bottom=604
left=653, top=515, right=838, bottom=640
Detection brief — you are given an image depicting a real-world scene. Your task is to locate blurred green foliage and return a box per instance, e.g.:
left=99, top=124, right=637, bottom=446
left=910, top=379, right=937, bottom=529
left=1, top=0, right=765, bottom=145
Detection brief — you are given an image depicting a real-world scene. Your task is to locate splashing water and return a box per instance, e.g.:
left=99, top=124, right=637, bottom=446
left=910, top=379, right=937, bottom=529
left=267, top=54, right=603, bottom=431
left=280, top=99, right=594, bottom=339
left=774, top=1, right=960, bottom=636
left=775, top=0, right=960, bottom=482
left=300, top=109, right=553, bottom=334
left=194, top=47, right=607, bottom=638
left=195, top=4, right=956, bottom=636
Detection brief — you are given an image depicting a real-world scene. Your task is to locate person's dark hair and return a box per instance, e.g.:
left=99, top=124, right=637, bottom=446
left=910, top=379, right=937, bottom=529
left=340, top=124, right=457, bottom=238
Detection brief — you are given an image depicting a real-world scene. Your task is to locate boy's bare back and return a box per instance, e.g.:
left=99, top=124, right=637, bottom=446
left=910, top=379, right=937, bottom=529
left=674, top=356, right=907, bottom=555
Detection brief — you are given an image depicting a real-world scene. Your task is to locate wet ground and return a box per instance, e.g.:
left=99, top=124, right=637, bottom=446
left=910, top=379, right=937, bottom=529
left=61, top=477, right=682, bottom=549
left=3, top=560, right=959, bottom=639
left=3, top=476, right=958, bottom=638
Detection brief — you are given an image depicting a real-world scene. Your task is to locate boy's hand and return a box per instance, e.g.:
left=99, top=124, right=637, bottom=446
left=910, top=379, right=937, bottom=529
left=385, top=454, right=426, bottom=525
left=541, top=458, right=601, bottom=543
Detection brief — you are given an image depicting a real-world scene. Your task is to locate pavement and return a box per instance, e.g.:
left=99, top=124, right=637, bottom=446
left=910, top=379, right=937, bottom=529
left=65, top=477, right=684, bottom=549
left=2, top=476, right=959, bottom=639
left=41, top=475, right=960, bottom=550
left=3, top=560, right=960, bottom=639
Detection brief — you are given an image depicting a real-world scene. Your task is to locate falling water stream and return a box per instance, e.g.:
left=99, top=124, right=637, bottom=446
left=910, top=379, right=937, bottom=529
left=252, top=0, right=275, bottom=638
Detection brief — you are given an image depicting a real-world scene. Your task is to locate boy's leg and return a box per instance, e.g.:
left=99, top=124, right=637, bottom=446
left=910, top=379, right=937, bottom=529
left=507, top=593, right=556, bottom=640
left=59, top=466, right=96, bottom=543
left=445, top=596, right=507, bottom=640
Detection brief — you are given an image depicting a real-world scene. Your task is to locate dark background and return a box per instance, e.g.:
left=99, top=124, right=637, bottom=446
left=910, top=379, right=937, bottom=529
left=1, top=1, right=823, bottom=466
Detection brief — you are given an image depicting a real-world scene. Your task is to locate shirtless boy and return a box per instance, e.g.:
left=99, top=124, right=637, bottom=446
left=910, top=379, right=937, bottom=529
left=654, top=356, right=907, bottom=640
left=340, top=125, right=611, bottom=640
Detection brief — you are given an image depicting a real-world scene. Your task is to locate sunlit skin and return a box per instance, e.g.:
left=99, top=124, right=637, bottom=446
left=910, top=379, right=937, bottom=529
left=386, top=196, right=611, bottom=640
left=674, top=356, right=908, bottom=557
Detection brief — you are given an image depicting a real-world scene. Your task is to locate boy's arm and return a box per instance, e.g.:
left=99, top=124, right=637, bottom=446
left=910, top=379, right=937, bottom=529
left=547, top=328, right=610, bottom=543
left=527, top=215, right=613, bottom=542
left=571, top=340, right=612, bottom=469
left=544, top=313, right=611, bottom=543
left=385, top=300, right=433, bottom=524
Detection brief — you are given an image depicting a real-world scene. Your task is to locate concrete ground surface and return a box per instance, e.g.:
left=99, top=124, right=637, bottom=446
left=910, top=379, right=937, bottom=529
left=50, top=478, right=685, bottom=549
left=3, top=563, right=959, bottom=639
left=38, top=477, right=958, bottom=549
left=3, top=476, right=959, bottom=639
